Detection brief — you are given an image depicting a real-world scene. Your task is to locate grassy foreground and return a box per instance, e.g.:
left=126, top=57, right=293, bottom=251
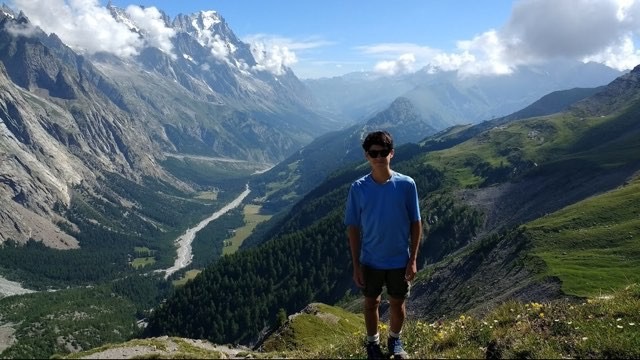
left=307, top=285, right=640, bottom=359
left=63, top=284, right=639, bottom=359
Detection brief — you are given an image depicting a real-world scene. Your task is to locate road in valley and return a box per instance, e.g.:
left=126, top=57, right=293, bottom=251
left=160, top=184, right=251, bottom=279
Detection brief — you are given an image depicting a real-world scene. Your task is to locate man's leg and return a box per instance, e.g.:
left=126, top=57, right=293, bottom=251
left=388, top=296, right=406, bottom=334
left=361, top=265, right=385, bottom=359
left=364, top=295, right=381, bottom=336
left=386, top=268, right=410, bottom=359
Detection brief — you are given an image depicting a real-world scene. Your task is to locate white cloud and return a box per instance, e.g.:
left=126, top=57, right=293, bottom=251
left=452, top=0, right=640, bottom=74
left=242, top=34, right=322, bottom=75
left=250, top=42, right=297, bottom=76
left=358, top=43, right=438, bottom=76
left=125, top=5, right=176, bottom=58
left=10, top=0, right=177, bottom=58
left=4, top=20, right=39, bottom=37
left=374, top=53, right=416, bottom=76
left=583, top=35, right=640, bottom=69
left=450, top=30, right=514, bottom=76
left=361, top=0, right=640, bottom=76
left=12, top=0, right=142, bottom=57
left=208, top=33, right=231, bottom=60
left=502, top=0, right=629, bottom=61
left=244, top=34, right=333, bottom=51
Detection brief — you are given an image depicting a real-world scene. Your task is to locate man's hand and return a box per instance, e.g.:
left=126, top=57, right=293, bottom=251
left=353, top=267, right=365, bottom=288
left=405, top=261, right=417, bottom=282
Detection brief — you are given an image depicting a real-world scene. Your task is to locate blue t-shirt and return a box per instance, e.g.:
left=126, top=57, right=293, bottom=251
left=344, top=171, right=421, bottom=269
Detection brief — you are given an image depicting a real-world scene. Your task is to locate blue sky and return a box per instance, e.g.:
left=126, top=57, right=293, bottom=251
left=8, top=0, right=640, bottom=79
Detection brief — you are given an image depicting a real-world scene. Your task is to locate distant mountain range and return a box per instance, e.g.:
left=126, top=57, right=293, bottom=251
left=304, top=60, right=623, bottom=127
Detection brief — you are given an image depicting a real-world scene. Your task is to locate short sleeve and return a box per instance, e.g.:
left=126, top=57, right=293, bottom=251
left=406, top=179, right=421, bottom=222
left=344, top=183, right=360, bottom=227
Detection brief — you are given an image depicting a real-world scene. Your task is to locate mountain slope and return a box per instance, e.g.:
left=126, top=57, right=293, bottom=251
left=145, top=65, right=640, bottom=347
left=0, top=13, right=173, bottom=246
left=62, top=286, right=640, bottom=359
left=246, top=84, right=604, bottom=244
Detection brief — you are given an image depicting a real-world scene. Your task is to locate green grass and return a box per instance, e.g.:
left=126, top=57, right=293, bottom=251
left=308, top=285, right=640, bottom=359
left=526, top=176, right=640, bottom=297
left=172, top=270, right=202, bottom=287
left=134, top=246, right=152, bottom=254
left=421, top=112, right=625, bottom=188
left=131, top=257, right=156, bottom=269
left=222, top=204, right=272, bottom=255
left=263, top=161, right=302, bottom=199
left=194, top=191, right=218, bottom=200
left=62, top=337, right=226, bottom=359
left=160, top=157, right=261, bottom=186
left=259, top=303, right=365, bottom=353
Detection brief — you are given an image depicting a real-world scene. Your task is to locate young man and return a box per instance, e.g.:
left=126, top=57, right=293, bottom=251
left=344, top=131, right=422, bottom=360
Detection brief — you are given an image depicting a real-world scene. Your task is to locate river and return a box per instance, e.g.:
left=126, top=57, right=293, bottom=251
left=160, top=184, right=251, bottom=279
left=0, top=185, right=251, bottom=293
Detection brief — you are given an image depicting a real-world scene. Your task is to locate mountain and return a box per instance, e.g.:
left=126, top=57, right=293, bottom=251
left=97, top=4, right=336, bottom=162
left=145, top=65, right=640, bottom=347
left=304, top=60, right=623, bottom=128
left=246, top=96, right=436, bottom=218
left=0, top=10, right=172, bottom=248
left=0, top=4, right=337, bottom=249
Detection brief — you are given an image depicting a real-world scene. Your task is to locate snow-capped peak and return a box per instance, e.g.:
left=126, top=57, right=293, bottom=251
left=199, top=10, right=221, bottom=30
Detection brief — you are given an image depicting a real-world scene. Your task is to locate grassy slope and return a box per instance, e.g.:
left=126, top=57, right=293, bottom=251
left=527, top=176, right=640, bottom=297
left=420, top=95, right=640, bottom=292
left=63, top=286, right=640, bottom=359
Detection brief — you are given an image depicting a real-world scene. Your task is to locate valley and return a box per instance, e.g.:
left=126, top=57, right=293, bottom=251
left=0, top=2, right=639, bottom=359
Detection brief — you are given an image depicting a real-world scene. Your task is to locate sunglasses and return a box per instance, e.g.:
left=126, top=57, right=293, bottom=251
left=367, top=149, right=391, bottom=158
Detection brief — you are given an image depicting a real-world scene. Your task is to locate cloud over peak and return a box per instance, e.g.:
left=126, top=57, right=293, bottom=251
left=11, top=0, right=177, bottom=58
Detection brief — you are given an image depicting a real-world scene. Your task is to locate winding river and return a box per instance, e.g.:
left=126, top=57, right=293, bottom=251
left=160, top=184, right=251, bottom=279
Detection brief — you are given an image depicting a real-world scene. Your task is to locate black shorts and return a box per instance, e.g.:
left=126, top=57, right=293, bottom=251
left=361, top=265, right=410, bottom=299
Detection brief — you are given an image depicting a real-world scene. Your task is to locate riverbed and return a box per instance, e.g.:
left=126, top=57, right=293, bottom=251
left=0, top=275, right=34, bottom=298
left=161, top=184, right=251, bottom=279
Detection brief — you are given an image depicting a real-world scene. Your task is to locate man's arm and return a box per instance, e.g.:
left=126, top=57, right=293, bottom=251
left=405, top=220, right=422, bottom=281
left=347, top=225, right=364, bottom=288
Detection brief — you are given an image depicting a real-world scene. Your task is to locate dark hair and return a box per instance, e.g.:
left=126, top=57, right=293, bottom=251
left=362, top=130, right=393, bottom=151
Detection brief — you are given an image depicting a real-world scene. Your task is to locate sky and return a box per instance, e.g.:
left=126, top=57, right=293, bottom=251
left=6, top=0, right=640, bottom=79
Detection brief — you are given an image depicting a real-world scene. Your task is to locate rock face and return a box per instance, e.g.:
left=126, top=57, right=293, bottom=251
left=0, top=54, right=161, bottom=247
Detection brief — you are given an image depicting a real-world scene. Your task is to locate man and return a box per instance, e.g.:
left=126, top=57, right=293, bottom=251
left=344, top=130, right=422, bottom=359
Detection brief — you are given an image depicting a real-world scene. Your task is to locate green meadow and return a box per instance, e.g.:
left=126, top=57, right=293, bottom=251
left=526, top=176, right=640, bottom=297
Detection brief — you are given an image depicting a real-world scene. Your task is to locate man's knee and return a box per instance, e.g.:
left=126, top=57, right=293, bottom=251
left=388, top=297, right=405, bottom=309
left=364, top=296, right=381, bottom=310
